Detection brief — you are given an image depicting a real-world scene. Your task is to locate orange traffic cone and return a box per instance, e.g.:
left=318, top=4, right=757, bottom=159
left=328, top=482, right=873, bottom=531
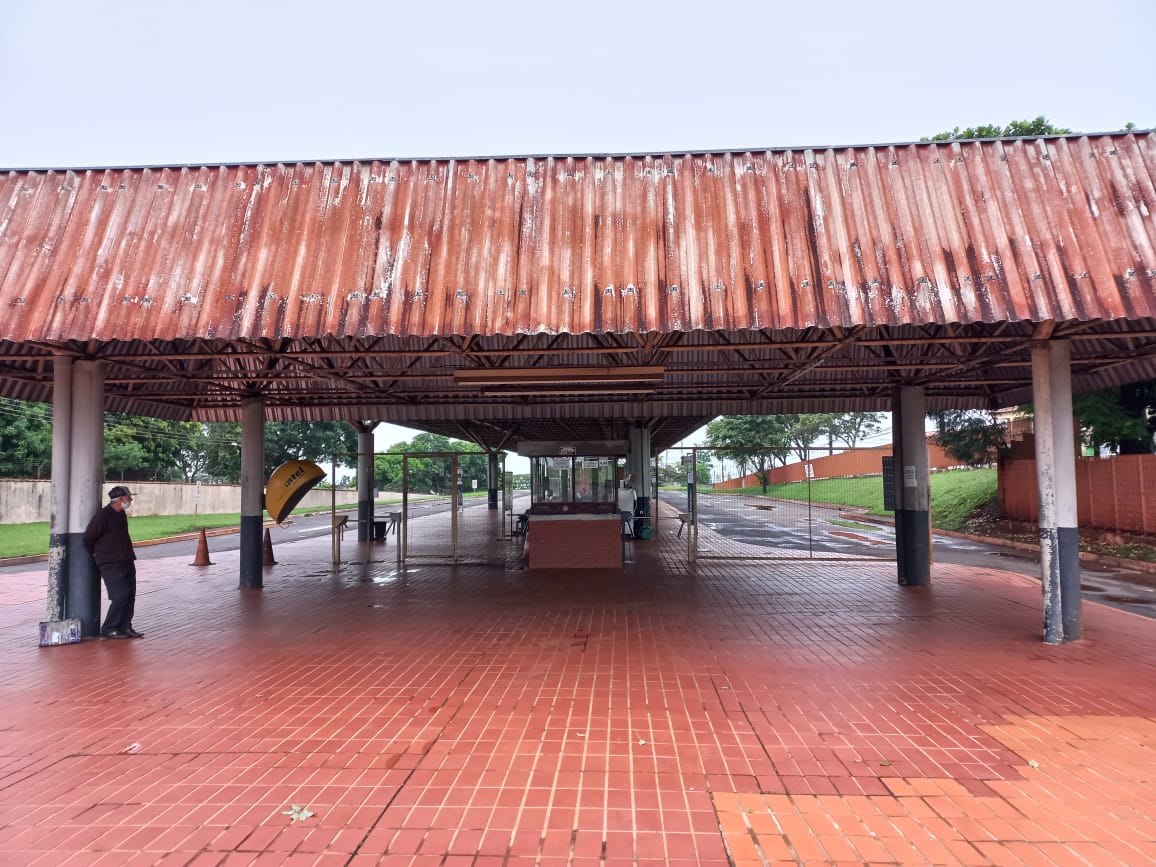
left=262, top=527, right=277, bottom=566
left=191, top=528, right=213, bottom=566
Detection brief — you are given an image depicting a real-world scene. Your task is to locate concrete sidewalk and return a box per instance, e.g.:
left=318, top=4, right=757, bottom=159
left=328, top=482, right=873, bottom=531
left=1, top=525, right=1154, bottom=866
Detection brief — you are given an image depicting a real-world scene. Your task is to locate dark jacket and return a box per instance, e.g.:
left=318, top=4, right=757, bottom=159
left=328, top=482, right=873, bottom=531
left=83, top=504, right=136, bottom=565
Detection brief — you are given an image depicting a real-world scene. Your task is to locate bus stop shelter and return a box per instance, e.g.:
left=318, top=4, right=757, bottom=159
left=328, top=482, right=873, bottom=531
left=0, top=131, right=1154, bottom=644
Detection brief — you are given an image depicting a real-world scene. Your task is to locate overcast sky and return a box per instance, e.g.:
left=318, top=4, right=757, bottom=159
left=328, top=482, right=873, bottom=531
left=1, top=0, right=1150, bottom=449
left=2, top=0, right=1149, bottom=170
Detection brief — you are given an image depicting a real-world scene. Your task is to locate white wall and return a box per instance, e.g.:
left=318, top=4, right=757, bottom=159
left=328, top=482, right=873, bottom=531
left=0, top=480, right=358, bottom=525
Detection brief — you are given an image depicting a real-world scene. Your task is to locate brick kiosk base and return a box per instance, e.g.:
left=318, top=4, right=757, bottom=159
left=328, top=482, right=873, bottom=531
left=526, top=514, right=623, bottom=569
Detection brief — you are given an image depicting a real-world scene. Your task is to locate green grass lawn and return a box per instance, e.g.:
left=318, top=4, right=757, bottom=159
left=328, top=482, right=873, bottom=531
left=0, top=497, right=408, bottom=559
left=695, top=467, right=998, bottom=533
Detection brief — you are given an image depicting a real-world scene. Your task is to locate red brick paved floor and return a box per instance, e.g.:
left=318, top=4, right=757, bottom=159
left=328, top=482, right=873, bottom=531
left=1, top=525, right=1154, bottom=866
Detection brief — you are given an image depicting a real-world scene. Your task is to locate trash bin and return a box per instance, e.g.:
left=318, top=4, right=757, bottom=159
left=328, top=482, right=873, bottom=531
left=373, top=520, right=388, bottom=541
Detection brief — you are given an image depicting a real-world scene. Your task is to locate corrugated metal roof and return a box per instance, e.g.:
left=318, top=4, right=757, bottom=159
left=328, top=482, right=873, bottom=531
left=1, top=134, right=1154, bottom=450
left=2, top=133, right=1152, bottom=344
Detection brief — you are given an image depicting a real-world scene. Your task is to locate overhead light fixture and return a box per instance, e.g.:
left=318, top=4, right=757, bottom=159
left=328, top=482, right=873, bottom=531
left=454, top=366, right=665, bottom=387
left=479, top=386, right=658, bottom=397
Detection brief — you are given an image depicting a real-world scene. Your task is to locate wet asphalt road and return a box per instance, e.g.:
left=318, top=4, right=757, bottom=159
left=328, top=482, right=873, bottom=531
left=689, top=492, right=1156, bottom=619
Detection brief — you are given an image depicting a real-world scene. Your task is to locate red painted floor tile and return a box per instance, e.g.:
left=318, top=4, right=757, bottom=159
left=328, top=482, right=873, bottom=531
left=1, top=528, right=1155, bottom=866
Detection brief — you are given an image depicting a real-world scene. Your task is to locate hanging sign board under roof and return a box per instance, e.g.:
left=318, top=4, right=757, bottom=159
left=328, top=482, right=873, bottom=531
left=516, top=440, right=629, bottom=457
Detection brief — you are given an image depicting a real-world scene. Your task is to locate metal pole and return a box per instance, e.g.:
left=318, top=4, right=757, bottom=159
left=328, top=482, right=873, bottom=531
left=66, top=360, right=104, bottom=636
left=331, top=455, right=339, bottom=566
left=355, top=425, right=376, bottom=542
left=807, top=457, right=814, bottom=558
left=46, top=355, right=72, bottom=623
left=451, top=455, right=459, bottom=563
left=239, top=396, right=265, bottom=588
left=1032, top=342, right=1064, bottom=644
left=402, top=456, right=409, bottom=563
left=1049, top=341, right=1081, bottom=641
left=684, top=450, right=693, bottom=566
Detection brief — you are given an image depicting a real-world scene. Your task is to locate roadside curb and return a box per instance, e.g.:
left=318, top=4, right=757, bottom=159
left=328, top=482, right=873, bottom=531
left=0, top=524, right=253, bottom=569
left=845, top=511, right=1156, bottom=576
left=935, top=527, right=1156, bottom=575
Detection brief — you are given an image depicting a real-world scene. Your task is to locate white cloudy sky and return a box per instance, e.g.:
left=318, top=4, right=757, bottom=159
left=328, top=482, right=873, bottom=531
left=1, top=0, right=1150, bottom=449
left=1, top=0, right=1149, bottom=170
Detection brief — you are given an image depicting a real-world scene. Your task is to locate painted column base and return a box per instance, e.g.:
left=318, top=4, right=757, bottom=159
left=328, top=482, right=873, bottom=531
left=357, top=498, right=371, bottom=542
left=895, top=508, right=930, bottom=587
left=1058, top=526, right=1081, bottom=641
left=1043, top=525, right=1082, bottom=642
left=46, top=535, right=69, bottom=623
left=239, top=515, right=264, bottom=588
left=64, top=533, right=101, bottom=636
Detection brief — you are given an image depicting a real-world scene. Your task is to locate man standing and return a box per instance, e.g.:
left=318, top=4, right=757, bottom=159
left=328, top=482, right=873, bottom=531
left=83, top=486, right=143, bottom=639
left=617, top=477, right=637, bottom=536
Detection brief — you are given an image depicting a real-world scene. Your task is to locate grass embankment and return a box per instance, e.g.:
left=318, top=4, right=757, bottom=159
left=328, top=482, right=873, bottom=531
left=0, top=497, right=412, bottom=560
left=711, top=467, right=998, bottom=533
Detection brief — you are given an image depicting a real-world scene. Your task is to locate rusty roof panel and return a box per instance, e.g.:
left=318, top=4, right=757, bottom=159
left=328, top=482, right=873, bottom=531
left=1, top=133, right=1153, bottom=344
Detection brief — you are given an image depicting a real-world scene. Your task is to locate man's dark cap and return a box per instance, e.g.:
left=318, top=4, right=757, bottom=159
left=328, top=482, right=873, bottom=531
left=108, top=486, right=134, bottom=499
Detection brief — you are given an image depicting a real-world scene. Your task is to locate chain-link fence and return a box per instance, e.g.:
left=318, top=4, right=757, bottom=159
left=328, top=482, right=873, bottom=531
left=657, top=447, right=897, bottom=561
left=398, top=452, right=512, bottom=565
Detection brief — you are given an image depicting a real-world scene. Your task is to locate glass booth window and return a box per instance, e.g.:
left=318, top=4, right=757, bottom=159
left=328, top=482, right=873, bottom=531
left=530, top=457, right=618, bottom=504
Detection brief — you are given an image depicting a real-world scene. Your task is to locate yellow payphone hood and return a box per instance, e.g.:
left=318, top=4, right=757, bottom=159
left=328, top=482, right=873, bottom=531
left=265, top=460, right=326, bottom=523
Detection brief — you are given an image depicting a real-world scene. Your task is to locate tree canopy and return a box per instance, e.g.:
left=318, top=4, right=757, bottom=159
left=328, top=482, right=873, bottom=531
left=0, top=402, right=368, bottom=482
left=704, top=412, right=886, bottom=492
left=0, top=398, right=52, bottom=478
left=922, top=117, right=1155, bottom=457
left=373, top=432, right=492, bottom=494
left=929, top=410, right=1009, bottom=467
left=921, top=116, right=1072, bottom=142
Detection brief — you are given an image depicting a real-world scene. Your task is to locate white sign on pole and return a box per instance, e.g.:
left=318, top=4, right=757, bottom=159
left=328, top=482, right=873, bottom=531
left=804, top=464, right=814, bottom=479
left=194, top=481, right=202, bottom=503
left=904, top=465, right=918, bottom=487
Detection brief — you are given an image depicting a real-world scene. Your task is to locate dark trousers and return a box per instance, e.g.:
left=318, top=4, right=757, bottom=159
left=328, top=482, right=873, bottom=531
left=99, top=561, right=137, bottom=633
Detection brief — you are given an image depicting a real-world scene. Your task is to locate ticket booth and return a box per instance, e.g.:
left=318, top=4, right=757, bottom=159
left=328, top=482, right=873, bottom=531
left=519, top=441, right=627, bottom=569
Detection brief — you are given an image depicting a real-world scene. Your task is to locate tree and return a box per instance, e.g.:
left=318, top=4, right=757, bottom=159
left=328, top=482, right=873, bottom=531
left=1113, top=382, right=1156, bottom=454
left=1023, top=383, right=1156, bottom=456
left=265, top=421, right=358, bottom=479
left=0, top=398, right=53, bottom=478
left=923, top=117, right=1155, bottom=458
left=786, top=414, right=834, bottom=459
left=103, top=414, right=200, bottom=481
left=930, top=410, right=1007, bottom=467
left=833, top=412, right=885, bottom=448
left=705, top=415, right=792, bottom=493
left=922, top=116, right=1072, bottom=142
left=373, top=432, right=491, bottom=494
left=203, top=422, right=242, bottom=482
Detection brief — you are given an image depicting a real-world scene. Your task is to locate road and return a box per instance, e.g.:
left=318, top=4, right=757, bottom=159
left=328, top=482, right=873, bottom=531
left=688, top=491, right=1156, bottom=619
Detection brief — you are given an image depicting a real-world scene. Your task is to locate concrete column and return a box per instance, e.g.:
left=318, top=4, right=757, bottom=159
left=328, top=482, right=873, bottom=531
left=46, top=355, right=73, bottom=623
left=239, top=396, right=265, bottom=588
left=354, top=424, right=376, bottom=542
left=628, top=426, right=653, bottom=534
left=66, top=361, right=105, bottom=636
left=1032, top=340, right=1081, bottom=643
left=487, top=452, right=500, bottom=509
left=892, top=386, right=931, bottom=586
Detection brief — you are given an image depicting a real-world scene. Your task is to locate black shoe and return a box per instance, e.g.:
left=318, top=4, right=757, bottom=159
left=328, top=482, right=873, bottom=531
left=123, top=627, right=145, bottom=639
left=101, top=629, right=130, bottom=639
